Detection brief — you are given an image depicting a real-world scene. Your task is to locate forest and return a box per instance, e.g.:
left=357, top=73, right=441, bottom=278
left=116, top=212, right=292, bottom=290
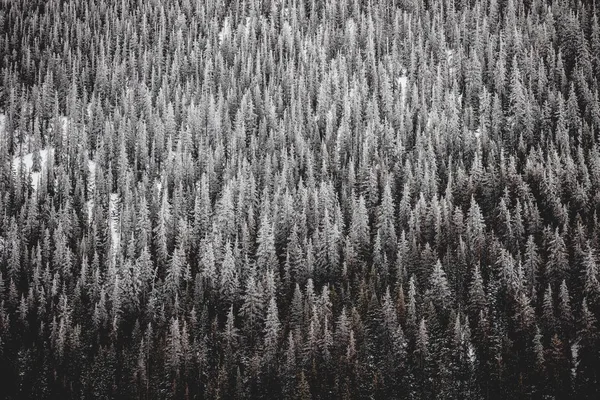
left=1, top=0, right=600, bottom=398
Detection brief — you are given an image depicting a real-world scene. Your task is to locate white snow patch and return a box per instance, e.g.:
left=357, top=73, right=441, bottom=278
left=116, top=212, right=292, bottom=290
left=397, top=76, right=408, bottom=91
left=398, top=75, right=408, bottom=106
left=85, top=159, right=97, bottom=223
left=12, top=148, right=54, bottom=192
left=109, top=193, right=121, bottom=260
left=446, top=49, right=456, bottom=76
left=88, top=160, right=97, bottom=193
left=86, top=200, right=94, bottom=224
left=60, top=117, right=69, bottom=141
left=219, top=17, right=230, bottom=45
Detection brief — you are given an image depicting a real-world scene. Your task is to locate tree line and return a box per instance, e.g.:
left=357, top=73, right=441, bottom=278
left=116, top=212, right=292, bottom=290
left=1, top=0, right=600, bottom=398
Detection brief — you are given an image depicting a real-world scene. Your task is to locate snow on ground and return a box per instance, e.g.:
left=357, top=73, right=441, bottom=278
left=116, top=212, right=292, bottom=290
left=60, top=116, right=69, bottom=141
left=397, top=76, right=408, bottom=91
left=13, top=148, right=97, bottom=196
left=12, top=144, right=100, bottom=223
left=86, top=200, right=94, bottom=224
left=12, top=148, right=54, bottom=192
left=9, top=115, right=102, bottom=223
left=109, top=193, right=121, bottom=260
left=219, top=17, right=230, bottom=45
left=88, top=159, right=97, bottom=194
left=11, top=116, right=74, bottom=193
left=86, top=159, right=97, bottom=223
left=397, top=75, right=408, bottom=105
left=446, top=49, right=456, bottom=76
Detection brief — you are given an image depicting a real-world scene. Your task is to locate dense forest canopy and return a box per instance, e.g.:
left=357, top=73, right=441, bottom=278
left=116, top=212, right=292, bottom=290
left=1, top=0, right=600, bottom=398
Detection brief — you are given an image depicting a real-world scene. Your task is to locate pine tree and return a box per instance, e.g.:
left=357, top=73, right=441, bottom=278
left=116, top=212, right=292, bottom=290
left=241, top=274, right=264, bottom=342
left=263, top=297, right=281, bottom=365
left=378, top=179, right=397, bottom=261
left=406, top=275, right=418, bottom=334
left=414, top=318, right=431, bottom=396
left=222, top=305, right=239, bottom=366
left=583, top=242, right=600, bottom=303
left=524, top=235, right=540, bottom=296
left=466, top=196, right=486, bottom=261
left=575, top=298, right=600, bottom=399
left=530, top=325, right=546, bottom=395
left=468, top=265, right=487, bottom=320
left=154, top=189, right=171, bottom=268
left=165, top=245, right=184, bottom=299
left=283, top=332, right=298, bottom=399
left=220, top=242, right=240, bottom=308
left=215, top=183, right=236, bottom=242
left=558, top=280, right=574, bottom=338
left=542, top=284, right=555, bottom=336
left=546, top=228, right=568, bottom=287
left=426, top=260, right=452, bottom=314
left=167, top=317, right=182, bottom=374
left=256, top=215, right=278, bottom=272
left=297, top=371, right=311, bottom=400
left=349, top=195, right=370, bottom=263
